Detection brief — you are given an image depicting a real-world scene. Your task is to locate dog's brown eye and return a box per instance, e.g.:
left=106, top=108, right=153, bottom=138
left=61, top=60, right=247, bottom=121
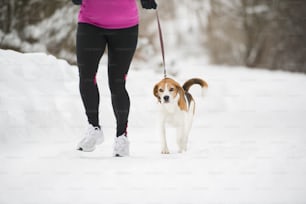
left=169, top=88, right=174, bottom=92
left=159, top=88, right=164, bottom=92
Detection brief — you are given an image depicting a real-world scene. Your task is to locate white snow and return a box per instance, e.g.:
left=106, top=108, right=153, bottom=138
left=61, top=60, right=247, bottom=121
left=1, top=49, right=306, bottom=204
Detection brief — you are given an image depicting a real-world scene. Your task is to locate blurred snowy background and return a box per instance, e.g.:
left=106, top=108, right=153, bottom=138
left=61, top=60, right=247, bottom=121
left=1, top=0, right=306, bottom=72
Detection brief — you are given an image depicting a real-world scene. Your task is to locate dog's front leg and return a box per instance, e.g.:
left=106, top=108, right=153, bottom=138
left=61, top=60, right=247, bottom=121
left=158, top=120, right=169, bottom=154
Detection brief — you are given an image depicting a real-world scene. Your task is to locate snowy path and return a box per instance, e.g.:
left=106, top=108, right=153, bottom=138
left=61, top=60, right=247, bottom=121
left=0, top=50, right=306, bottom=204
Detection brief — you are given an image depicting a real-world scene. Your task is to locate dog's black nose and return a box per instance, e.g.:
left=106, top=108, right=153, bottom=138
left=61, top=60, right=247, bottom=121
left=163, top=95, right=169, bottom=102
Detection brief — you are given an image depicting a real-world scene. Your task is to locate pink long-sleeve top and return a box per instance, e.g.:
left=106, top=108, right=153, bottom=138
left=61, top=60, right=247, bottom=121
left=78, top=0, right=139, bottom=29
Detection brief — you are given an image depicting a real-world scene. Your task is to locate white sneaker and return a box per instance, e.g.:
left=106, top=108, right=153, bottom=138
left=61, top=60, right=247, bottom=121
left=77, top=124, right=104, bottom=152
left=113, top=135, right=130, bottom=157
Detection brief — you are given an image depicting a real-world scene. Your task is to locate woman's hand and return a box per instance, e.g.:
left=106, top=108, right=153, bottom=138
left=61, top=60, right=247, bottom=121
left=141, top=0, right=157, bottom=9
left=72, top=0, right=82, bottom=5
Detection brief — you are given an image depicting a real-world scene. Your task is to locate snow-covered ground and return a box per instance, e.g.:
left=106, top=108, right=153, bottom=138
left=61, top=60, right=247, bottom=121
left=0, top=49, right=306, bottom=204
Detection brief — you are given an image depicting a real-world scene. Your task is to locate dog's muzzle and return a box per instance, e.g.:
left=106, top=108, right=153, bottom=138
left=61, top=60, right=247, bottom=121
left=163, top=95, right=170, bottom=103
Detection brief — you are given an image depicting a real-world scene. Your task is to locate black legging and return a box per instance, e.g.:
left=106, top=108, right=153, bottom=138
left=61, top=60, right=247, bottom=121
left=76, top=23, right=138, bottom=136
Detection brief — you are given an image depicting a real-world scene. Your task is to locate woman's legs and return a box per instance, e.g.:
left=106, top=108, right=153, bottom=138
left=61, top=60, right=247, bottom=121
left=77, top=23, right=107, bottom=127
left=77, top=23, right=138, bottom=137
left=106, top=25, right=138, bottom=137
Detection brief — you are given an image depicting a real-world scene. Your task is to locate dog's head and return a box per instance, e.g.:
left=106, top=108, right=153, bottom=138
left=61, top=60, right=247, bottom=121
left=153, top=78, right=186, bottom=109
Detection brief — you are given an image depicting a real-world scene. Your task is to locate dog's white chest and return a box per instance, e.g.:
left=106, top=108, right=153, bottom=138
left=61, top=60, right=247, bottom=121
left=159, top=104, right=187, bottom=126
left=166, top=112, right=184, bottom=126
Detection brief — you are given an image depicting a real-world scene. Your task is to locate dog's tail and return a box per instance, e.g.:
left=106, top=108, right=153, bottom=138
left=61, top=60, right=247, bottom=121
left=183, top=78, right=208, bottom=96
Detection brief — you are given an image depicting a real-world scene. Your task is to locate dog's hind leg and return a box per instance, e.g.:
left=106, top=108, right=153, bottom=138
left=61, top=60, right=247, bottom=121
left=183, top=119, right=193, bottom=152
left=182, top=103, right=195, bottom=152
left=177, top=126, right=185, bottom=153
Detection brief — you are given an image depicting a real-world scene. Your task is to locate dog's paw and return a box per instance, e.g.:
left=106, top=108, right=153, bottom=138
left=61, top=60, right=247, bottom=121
left=161, top=148, right=170, bottom=154
left=178, top=148, right=187, bottom=153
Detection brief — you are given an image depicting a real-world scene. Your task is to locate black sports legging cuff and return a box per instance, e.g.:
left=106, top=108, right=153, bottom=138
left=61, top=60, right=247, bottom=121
left=76, top=23, right=138, bottom=136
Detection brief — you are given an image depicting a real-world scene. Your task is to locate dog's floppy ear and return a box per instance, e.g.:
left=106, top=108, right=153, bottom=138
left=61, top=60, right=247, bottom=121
left=176, top=86, right=187, bottom=111
left=153, top=83, right=161, bottom=103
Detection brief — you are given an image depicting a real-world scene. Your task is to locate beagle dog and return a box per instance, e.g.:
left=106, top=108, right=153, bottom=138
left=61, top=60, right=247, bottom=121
left=153, top=77, right=208, bottom=154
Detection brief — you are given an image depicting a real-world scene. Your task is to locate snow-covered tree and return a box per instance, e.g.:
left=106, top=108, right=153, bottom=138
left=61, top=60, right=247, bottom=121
left=206, top=0, right=306, bottom=72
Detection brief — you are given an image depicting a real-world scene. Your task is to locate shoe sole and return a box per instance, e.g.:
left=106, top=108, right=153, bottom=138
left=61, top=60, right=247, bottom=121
left=76, top=136, right=104, bottom=152
left=113, top=152, right=129, bottom=157
left=76, top=146, right=96, bottom=152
